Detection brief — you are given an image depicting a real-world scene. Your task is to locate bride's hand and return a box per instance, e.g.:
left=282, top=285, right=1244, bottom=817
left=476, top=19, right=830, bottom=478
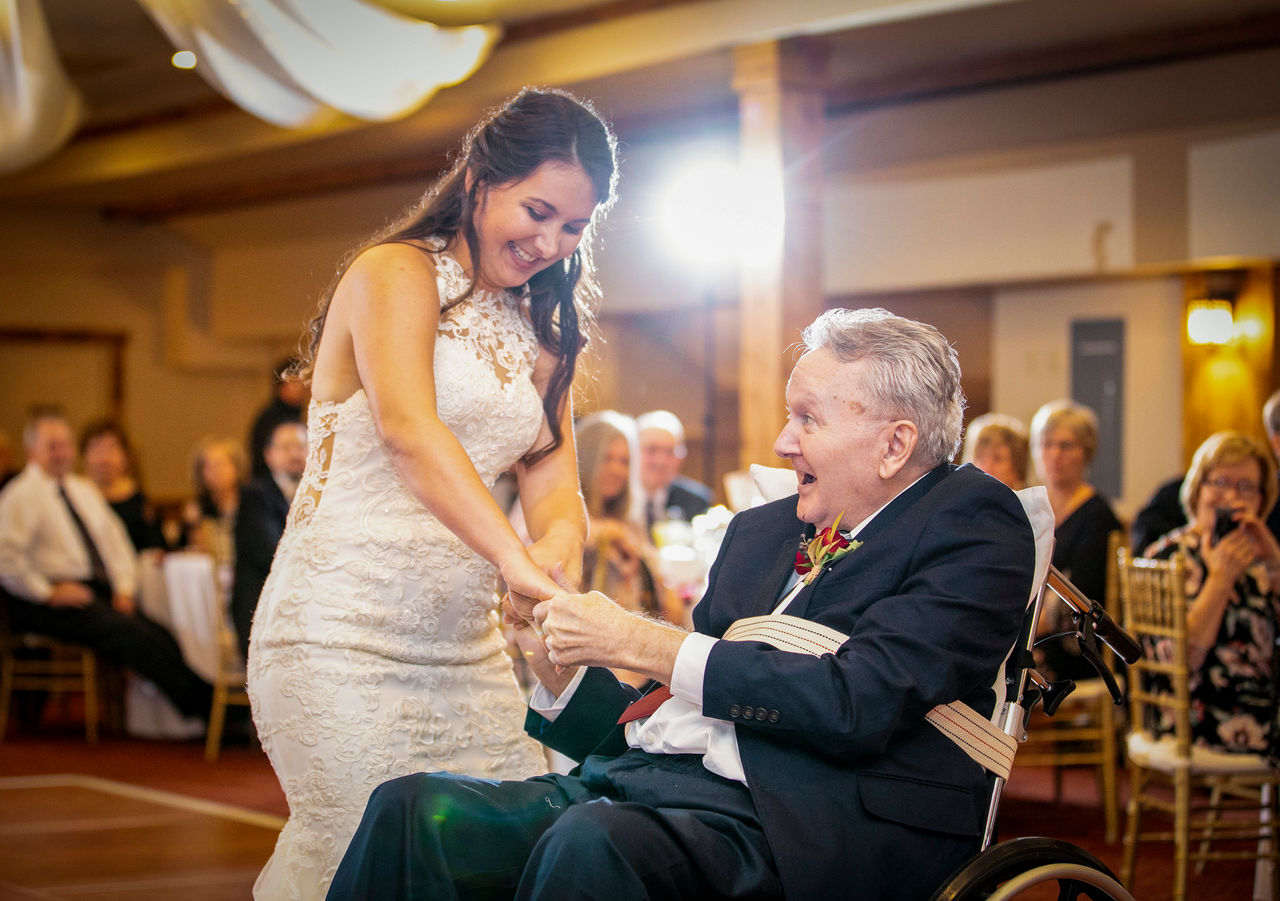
left=500, top=554, right=561, bottom=624
left=509, top=618, right=577, bottom=696
left=527, top=528, right=584, bottom=592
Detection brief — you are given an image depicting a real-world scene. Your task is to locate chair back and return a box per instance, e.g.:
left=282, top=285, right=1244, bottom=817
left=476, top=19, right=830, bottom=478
left=1115, top=548, right=1189, bottom=753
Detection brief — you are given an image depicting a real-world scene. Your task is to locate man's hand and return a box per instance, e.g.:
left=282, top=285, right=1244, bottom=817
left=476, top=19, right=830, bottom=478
left=534, top=590, right=686, bottom=686
left=47, top=582, right=93, bottom=608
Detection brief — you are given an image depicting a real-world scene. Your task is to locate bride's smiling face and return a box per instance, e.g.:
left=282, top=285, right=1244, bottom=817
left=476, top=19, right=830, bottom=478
left=470, top=161, right=598, bottom=291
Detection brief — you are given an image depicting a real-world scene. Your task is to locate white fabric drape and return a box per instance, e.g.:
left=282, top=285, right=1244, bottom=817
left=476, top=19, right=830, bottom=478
left=0, top=0, right=82, bottom=174
left=136, top=0, right=499, bottom=128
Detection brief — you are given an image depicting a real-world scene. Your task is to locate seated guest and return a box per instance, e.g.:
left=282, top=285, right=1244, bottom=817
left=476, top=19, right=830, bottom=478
left=327, top=308, right=1035, bottom=901
left=1132, top=388, right=1280, bottom=554
left=636, top=409, right=712, bottom=531
left=0, top=407, right=210, bottom=720
left=247, top=356, right=307, bottom=480
left=81, top=420, right=166, bottom=552
left=1143, top=431, right=1280, bottom=758
left=231, top=420, right=307, bottom=662
left=576, top=412, right=661, bottom=613
left=962, top=412, right=1029, bottom=490
left=1030, top=398, right=1124, bottom=682
left=181, top=434, right=245, bottom=566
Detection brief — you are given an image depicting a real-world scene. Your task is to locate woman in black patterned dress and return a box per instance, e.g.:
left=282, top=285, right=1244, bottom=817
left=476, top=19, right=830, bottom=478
left=1144, top=430, right=1280, bottom=757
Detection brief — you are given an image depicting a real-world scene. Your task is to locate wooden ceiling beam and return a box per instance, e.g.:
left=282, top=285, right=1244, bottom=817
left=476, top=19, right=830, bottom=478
left=826, top=10, right=1280, bottom=114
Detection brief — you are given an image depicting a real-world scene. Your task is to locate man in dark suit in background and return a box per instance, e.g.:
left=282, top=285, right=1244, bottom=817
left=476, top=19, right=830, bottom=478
left=247, top=357, right=308, bottom=480
left=231, top=420, right=306, bottom=661
left=327, top=309, right=1035, bottom=901
left=636, top=409, right=713, bottom=529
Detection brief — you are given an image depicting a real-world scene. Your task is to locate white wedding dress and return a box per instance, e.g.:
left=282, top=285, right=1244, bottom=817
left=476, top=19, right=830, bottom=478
left=248, top=248, right=549, bottom=900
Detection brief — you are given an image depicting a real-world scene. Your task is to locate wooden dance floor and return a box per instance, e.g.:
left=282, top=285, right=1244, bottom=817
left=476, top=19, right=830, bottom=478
left=0, top=774, right=284, bottom=900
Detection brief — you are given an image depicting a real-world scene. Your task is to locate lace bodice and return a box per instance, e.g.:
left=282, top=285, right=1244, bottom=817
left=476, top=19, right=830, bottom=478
left=295, top=249, right=541, bottom=522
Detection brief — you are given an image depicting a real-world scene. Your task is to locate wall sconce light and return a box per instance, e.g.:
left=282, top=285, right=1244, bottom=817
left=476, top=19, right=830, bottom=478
left=1186, top=299, right=1235, bottom=345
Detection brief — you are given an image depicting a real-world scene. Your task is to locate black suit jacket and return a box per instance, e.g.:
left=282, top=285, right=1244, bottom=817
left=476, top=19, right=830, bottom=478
left=528, top=463, right=1035, bottom=899
left=231, top=473, right=289, bottom=660
left=663, top=475, right=712, bottom=521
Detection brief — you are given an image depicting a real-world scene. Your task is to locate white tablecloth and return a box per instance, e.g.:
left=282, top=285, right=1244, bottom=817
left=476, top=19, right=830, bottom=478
left=130, top=551, right=230, bottom=738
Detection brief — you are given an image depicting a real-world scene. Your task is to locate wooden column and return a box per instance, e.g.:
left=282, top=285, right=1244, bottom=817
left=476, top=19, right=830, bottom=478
left=733, top=39, right=828, bottom=469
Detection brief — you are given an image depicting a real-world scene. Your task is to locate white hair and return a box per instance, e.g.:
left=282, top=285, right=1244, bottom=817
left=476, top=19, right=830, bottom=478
left=802, top=308, right=966, bottom=466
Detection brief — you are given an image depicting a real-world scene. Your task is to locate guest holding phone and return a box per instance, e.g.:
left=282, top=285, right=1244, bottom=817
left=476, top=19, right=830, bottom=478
left=1143, top=430, right=1280, bottom=758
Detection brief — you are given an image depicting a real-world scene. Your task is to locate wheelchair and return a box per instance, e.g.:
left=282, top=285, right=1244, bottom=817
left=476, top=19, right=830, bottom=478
left=929, top=564, right=1141, bottom=901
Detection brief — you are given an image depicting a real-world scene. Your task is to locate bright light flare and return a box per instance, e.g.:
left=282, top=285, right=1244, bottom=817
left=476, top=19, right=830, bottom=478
left=655, top=153, right=785, bottom=273
left=171, top=50, right=198, bottom=69
left=1186, top=300, right=1234, bottom=345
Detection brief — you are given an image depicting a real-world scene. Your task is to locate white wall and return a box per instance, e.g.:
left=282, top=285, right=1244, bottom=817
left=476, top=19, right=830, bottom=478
left=1189, top=127, right=1280, bottom=260
left=824, top=157, right=1135, bottom=292
left=991, top=278, right=1185, bottom=521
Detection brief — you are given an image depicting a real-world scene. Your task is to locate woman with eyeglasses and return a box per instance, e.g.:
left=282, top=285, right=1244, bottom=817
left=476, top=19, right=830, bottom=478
left=1030, top=399, right=1124, bottom=681
left=1143, top=430, right=1280, bottom=756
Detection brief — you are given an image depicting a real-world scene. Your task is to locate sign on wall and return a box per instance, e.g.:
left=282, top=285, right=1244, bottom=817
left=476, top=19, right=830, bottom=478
left=1071, top=319, right=1124, bottom=500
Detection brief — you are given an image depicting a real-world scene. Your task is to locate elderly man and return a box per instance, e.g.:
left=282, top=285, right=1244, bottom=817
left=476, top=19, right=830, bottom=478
left=0, top=408, right=210, bottom=720
left=635, top=409, right=712, bottom=529
left=327, top=309, right=1035, bottom=901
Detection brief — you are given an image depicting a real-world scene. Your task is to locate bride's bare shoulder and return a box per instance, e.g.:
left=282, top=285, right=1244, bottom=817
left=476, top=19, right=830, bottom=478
left=347, top=241, right=440, bottom=278
left=334, top=242, right=444, bottom=308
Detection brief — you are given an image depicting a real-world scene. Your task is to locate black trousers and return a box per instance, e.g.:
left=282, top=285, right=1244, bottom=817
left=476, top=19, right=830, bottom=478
left=327, top=749, right=784, bottom=901
left=4, top=587, right=211, bottom=719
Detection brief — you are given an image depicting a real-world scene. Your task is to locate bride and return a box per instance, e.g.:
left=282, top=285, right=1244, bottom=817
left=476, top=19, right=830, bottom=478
left=247, top=88, right=619, bottom=900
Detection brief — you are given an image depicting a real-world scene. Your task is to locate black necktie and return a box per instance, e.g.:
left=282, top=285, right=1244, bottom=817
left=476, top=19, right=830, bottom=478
left=59, top=482, right=110, bottom=584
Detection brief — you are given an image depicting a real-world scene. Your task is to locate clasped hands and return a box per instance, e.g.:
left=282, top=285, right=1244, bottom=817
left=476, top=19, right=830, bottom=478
left=503, top=589, right=635, bottom=696
left=1207, top=509, right=1280, bottom=582
left=504, top=586, right=686, bottom=700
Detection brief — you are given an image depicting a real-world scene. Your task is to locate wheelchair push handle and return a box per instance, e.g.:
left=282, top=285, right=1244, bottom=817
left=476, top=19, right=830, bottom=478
left=1045, top=566, right=1143, bottom=665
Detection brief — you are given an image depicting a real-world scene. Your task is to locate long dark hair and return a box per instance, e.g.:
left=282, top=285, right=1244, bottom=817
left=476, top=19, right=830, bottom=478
left=294, top=87, right=619, bottom=465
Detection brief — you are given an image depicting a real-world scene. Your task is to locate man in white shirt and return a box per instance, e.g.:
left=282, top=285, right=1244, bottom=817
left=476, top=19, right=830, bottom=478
left=328, top=309, right=1035, bottom=901
left=0, top=408, right=210, bottom=720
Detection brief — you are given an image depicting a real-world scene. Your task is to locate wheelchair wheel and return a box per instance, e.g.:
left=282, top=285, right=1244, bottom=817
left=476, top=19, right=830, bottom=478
left=930, top=837, right=1136, bottom=901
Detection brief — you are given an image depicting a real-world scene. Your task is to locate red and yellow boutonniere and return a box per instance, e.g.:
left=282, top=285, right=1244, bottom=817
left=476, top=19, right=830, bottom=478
left=794, top=512, right=862, bottom=584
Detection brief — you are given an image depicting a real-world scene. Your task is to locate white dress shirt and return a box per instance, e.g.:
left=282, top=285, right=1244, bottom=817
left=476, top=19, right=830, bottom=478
left=531, top=488, right=915, bottom=784
left=0, top=464, right=138, bottom=602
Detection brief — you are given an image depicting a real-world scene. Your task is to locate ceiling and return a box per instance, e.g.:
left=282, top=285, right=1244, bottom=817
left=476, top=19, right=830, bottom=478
left=7, top=0, right=1280, bottom=218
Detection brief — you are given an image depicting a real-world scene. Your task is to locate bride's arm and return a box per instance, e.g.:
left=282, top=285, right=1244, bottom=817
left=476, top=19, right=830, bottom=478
left=515, top=356, right=587, bottom=591
left=340, top=244, right=559, bottom=604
